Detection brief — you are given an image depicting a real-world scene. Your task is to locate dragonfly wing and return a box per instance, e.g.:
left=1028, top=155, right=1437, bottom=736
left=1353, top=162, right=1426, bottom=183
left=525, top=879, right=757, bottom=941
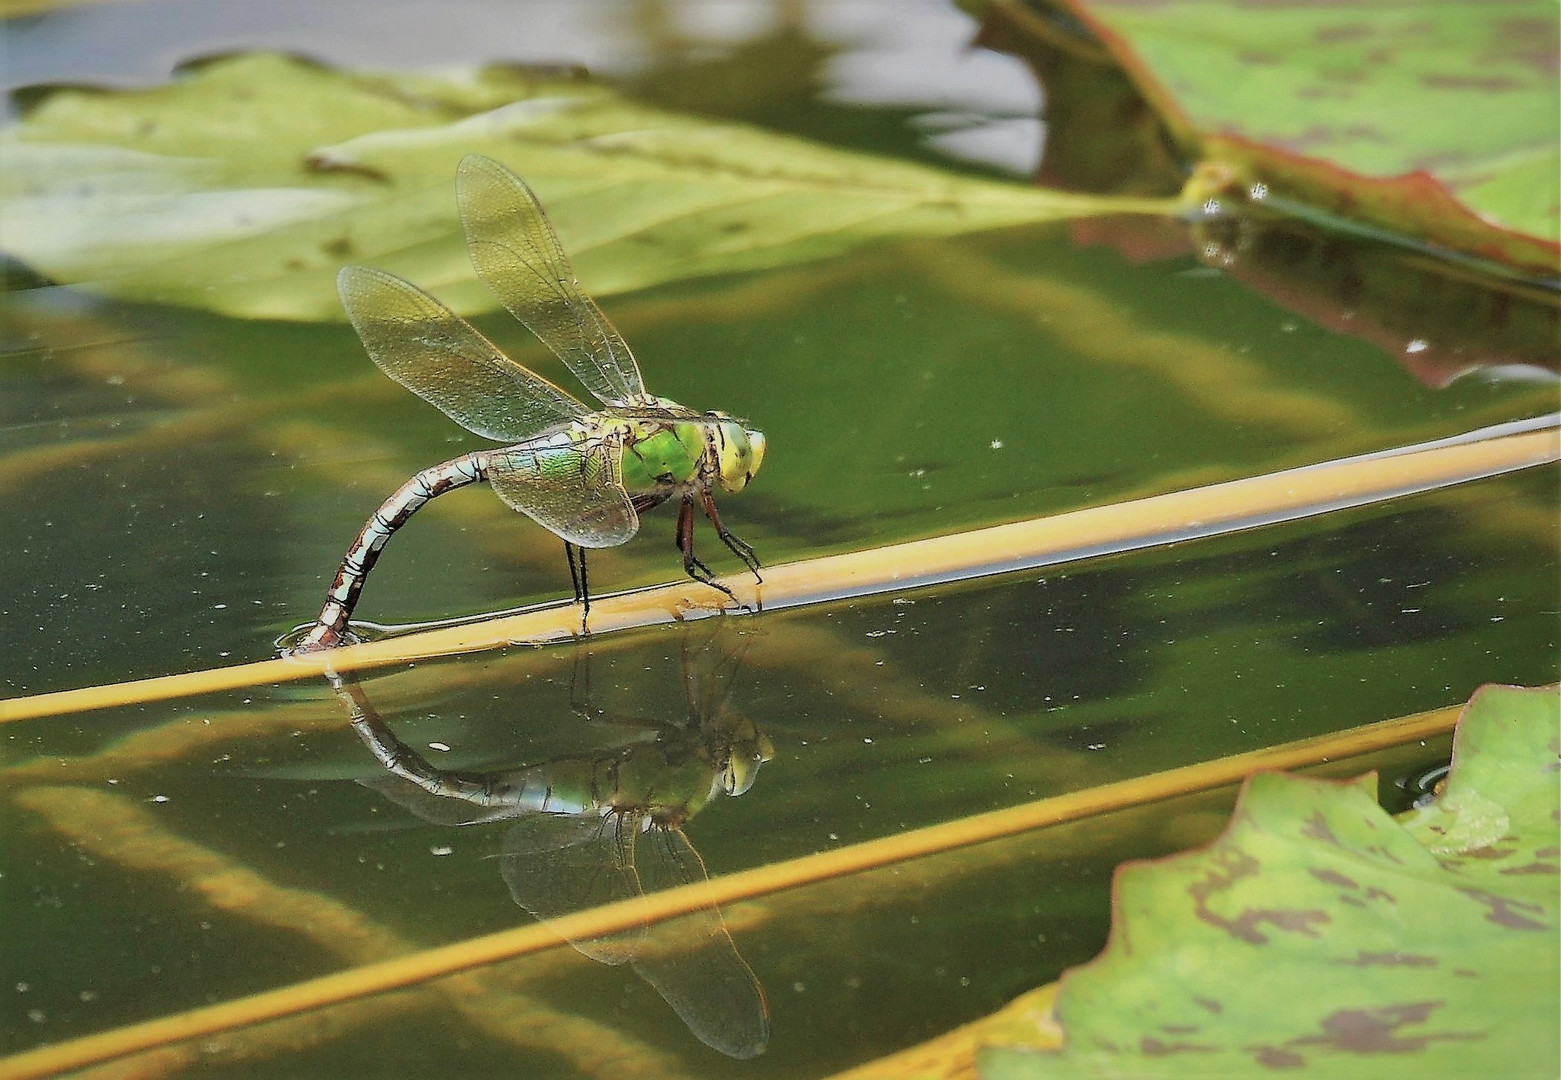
left=630, top=827, right=770, bottom=1059
left=488, top=436, right=640, bottom=548
left=499, top=813, right=646, bottom=965
left=338, top=265, right=588, bottom=443
left=456, top=154, right=648, bottom=408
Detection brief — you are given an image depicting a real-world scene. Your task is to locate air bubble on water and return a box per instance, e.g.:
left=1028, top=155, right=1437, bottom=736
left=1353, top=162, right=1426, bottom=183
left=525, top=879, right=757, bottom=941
left=430, top=845, right=453, bottom=857
left=428, top=742, right=451, bottom=753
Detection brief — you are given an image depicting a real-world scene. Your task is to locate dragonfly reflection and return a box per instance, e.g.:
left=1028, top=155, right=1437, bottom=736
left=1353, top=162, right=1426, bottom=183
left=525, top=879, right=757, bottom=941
left=329, top=637, right=772, bottom=1058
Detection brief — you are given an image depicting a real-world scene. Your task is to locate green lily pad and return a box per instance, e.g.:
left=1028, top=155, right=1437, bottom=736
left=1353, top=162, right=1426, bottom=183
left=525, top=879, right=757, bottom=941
left=1046, top=0, right=1560, bottom=272
left=982, top=684, right=1561, bottom=1079
left=0, top=51, right=1161, bottom=320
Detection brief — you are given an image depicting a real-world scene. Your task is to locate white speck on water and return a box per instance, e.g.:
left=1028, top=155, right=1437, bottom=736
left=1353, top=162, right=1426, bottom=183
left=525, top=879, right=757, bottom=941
left=828, top=833, right=839, bottom=841
left=430, top=845, right=453, bottom=857
left=990, top=439, right=1003, bottom=449
left=863, top=737, right=874, bottom=745
left=428, top=742, right=451, bottom=753
left=1203, top=198, right=1222, bottom=216
left=15, top=983, right=29, bottom=993
left=1405, top=339, right=1429, bottom=354
left=150, top=795, right=170, bottom=803
left=1249, top=183, right=1268, bottom=200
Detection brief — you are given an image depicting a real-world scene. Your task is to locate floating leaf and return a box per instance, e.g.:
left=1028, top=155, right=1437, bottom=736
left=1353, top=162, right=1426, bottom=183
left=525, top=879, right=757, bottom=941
left=981, top=683, right=1561, bottom=1079
left=1022, top=0, right=1560, bottom=272
left=0, top=51, right=1168, bottom=320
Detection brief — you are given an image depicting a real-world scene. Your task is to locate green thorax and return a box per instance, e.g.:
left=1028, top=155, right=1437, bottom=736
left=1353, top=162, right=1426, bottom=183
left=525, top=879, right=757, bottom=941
left=616, top=418, right=707, bottom=495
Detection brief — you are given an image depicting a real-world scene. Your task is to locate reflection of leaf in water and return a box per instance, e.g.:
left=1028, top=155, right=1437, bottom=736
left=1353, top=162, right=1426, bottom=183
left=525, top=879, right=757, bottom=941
left=0, top=52, right=1169, bottom=321
left=1068, top=213, right=1561, bottom=386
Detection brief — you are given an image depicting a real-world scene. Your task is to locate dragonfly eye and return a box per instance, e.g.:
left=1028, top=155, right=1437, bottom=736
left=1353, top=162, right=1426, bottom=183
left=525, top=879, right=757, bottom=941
left=715, top=419, right=764, bottom=493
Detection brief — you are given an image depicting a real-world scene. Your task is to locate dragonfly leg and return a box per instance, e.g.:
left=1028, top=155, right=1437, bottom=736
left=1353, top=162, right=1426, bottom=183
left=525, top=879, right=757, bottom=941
left=699, top=488, right=762, bottom=582
left=292, top=453, right=486, bottom=653
left=678, top=494, right=743, bottom=606
left=565, top=541, right=592, bottom=632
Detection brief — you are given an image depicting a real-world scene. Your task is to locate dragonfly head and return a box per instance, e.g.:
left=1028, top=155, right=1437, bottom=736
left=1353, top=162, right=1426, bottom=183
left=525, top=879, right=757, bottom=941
left=709, top=413, right=766, bottom=494
left=720, top=729, right=776, bottom=797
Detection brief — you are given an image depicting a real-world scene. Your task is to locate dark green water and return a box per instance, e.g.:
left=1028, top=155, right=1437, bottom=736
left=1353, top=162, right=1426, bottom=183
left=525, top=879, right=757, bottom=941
left=2, top=4, right=1558, bottom=1078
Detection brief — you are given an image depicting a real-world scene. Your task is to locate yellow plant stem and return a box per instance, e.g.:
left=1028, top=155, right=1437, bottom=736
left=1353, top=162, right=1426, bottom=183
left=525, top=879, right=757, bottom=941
left=0, top=422, right=1553, bottom=726
left=0, top=701, right=1462, bottom=1080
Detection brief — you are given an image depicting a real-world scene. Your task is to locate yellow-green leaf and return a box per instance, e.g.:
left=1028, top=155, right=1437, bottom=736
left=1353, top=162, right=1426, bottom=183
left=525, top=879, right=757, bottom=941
left=0, top=51, right=1169, bottom=320
left=982, top=683, right=1561, bottom=1080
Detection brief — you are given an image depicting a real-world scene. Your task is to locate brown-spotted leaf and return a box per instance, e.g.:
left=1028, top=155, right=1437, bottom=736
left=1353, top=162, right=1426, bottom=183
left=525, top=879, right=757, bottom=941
left=981, top=684, right=1560, bottom=1079
left=1046, top=0, right=1560, bottom=273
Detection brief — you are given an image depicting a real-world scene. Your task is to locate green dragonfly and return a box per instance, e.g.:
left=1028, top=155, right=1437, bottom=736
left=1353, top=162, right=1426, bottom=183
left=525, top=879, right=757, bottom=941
left=297, top=155, right=765, bottom=651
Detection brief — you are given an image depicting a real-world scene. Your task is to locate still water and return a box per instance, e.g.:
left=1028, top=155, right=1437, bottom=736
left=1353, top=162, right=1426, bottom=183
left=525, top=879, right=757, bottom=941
left=2, top=2, right=1558, bottom=1077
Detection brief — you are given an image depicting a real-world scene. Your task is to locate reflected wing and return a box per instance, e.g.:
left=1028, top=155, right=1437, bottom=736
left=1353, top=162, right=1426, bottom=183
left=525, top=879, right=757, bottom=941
left=499, top=813, right=645, bottom=965
left=338, top=265, right=588, bottom=443
left=456, top=154, right=647, bottom=408
left=488, top=437, right=639, bottom=548
left=630, top=827, right=771, bottom=1059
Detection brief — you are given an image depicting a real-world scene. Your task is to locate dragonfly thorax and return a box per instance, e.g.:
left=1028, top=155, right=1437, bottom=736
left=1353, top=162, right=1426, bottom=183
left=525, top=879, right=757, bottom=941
left=613, top=407, right=764, bottom=498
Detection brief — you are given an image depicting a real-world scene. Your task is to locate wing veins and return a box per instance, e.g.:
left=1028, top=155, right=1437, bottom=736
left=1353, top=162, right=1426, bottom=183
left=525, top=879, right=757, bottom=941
left=457, top=154, right=647, bottom=408
left=337, top=265, right=587, bottom=444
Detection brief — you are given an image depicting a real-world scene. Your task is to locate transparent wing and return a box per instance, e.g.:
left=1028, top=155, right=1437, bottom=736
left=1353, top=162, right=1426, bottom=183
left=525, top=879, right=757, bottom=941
left=456, top=154, right=648, bottom=408
left=499, top=813, right=646, bottom=965
left=630, top=827, right=771, bottom=1059
left=338, top=265, right=588, bottom=443
left=488, top=436, right=639, bottom=548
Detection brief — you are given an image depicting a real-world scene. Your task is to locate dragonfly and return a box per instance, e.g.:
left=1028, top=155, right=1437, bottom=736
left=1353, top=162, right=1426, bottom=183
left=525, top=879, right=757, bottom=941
left=330, top=633, right=773, bottom=1058
left=296, top=154, right=765, bottom=651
